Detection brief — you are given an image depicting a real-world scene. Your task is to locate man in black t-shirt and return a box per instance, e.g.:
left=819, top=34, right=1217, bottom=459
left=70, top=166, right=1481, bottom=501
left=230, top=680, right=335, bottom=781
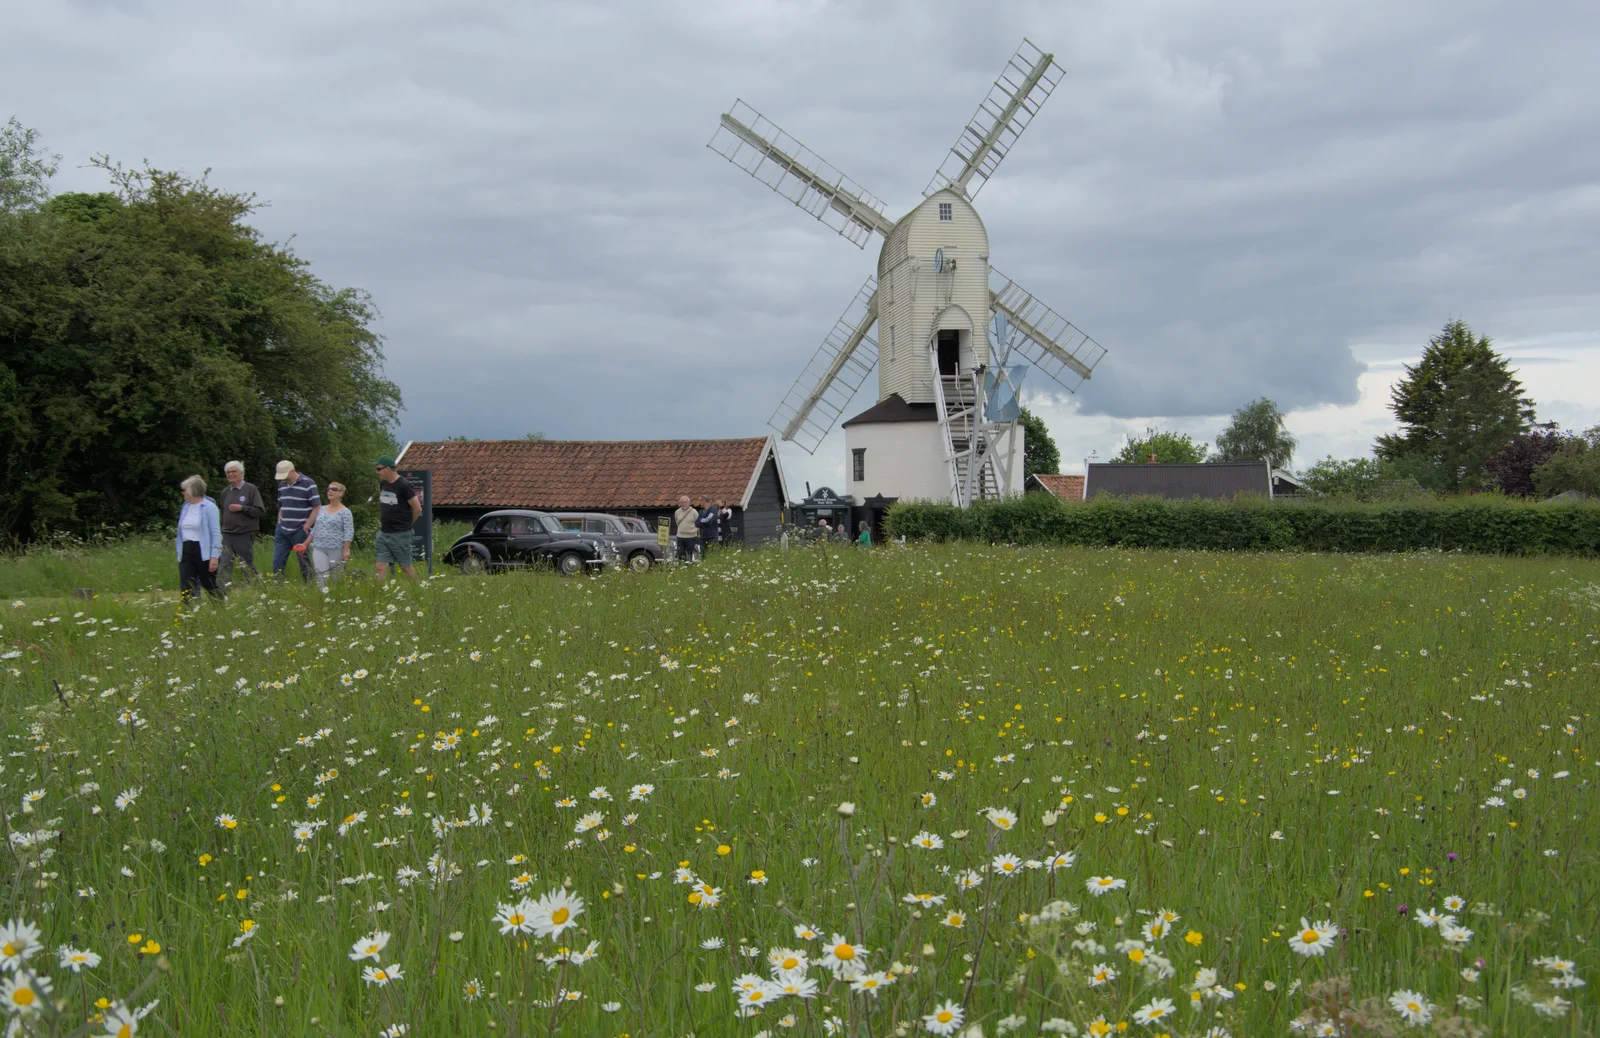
left=373, top=456, right=421, bottom=582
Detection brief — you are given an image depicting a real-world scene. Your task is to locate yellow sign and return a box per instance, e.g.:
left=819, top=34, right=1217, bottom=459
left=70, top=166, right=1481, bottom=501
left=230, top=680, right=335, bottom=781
left=657, top=517, right=670, bottom=549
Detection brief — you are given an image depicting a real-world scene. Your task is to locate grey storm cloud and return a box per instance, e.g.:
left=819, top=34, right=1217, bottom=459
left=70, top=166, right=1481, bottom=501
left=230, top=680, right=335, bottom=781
left=7, top=0, right=1600, bottom=453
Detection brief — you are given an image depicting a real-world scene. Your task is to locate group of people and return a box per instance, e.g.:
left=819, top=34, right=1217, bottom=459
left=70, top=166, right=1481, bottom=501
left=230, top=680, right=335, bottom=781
left=669, top=495, right=732, bottom=562
left=815, top=518, right=872, bottom=546
left=174, top=455, right=421, bottom=602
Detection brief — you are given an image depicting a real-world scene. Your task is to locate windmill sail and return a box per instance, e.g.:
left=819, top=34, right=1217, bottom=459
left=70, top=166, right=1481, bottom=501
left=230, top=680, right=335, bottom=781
left=709, top=100, right=896, bottom=248
left=925, top=39, right=1064, bottom=200
left=990, top=268, right=1107, bottom=394
left=769, top=275, right=879, bottom=454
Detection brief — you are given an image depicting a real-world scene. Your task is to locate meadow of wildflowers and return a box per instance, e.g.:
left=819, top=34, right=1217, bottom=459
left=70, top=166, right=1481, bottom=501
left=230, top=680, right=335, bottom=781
left=0, top=543, right=1595, bottom=1037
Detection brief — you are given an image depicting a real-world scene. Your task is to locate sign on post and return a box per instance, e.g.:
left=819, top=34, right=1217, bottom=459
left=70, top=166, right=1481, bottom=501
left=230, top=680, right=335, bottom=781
left=399, top=469, right=433, bottom=576
left=657, top=517, right=671, bottom=560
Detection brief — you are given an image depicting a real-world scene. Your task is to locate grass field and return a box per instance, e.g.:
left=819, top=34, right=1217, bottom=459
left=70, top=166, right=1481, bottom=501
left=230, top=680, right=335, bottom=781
left=1, top=543, right=1596, bottom=1037
left=0, top=526, right=476, bottom=600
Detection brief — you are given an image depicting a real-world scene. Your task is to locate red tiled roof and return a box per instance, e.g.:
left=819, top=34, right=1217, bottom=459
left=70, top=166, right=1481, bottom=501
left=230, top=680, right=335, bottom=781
left=1030, top=473, right=1085, bottom=501
left=396, top=438, right=777, bottom=510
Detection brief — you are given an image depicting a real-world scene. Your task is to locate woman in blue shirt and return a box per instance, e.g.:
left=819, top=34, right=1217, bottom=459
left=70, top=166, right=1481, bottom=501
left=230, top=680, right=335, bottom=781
left=175, top=475, right=224, bottom=602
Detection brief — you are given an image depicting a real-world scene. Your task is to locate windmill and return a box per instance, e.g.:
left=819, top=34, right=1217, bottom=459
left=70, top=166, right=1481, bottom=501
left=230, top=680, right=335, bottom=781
left=709, top=39, right=1108, bottom=507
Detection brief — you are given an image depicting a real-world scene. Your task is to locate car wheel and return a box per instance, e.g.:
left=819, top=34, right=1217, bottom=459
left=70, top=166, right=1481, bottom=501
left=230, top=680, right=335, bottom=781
left=557, top=551, right=586, bottom=577
left=459, top=552, right=487, bottom=576
left=627, top=551, right=652, bottom=573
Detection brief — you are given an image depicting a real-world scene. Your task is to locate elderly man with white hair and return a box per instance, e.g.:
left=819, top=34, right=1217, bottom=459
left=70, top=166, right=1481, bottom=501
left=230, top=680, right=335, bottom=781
left=216, top=461, right=266, bottom=588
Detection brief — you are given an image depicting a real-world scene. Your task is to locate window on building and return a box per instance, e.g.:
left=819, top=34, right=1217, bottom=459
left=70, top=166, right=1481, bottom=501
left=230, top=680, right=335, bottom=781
left=852, top=448, right=866, bottom=482
left=938, top=202, right=952, bottom=221
left=887, top=325, right=895, bottom=362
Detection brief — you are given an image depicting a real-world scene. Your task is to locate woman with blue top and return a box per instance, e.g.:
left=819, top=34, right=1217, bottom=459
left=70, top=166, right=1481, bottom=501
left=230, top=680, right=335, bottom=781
left=306, top=481, right=355, bottom=587
left=175, top=475, right=224, bottom=602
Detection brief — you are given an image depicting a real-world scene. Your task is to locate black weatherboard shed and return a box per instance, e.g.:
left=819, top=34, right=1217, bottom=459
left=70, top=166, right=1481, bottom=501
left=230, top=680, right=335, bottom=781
left=1085, top=462, right=1274, bottom=500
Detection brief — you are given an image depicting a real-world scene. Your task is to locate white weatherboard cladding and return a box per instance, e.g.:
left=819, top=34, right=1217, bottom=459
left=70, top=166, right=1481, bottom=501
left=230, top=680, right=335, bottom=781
left=876, top=190, right=992, bottom=405
left=844, top=422, right=951, bottom=503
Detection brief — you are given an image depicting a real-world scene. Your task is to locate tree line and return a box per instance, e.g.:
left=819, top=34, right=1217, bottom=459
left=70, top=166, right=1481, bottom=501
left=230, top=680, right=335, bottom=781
left=0, top=118, right=401, bottom=541
left=1107, top=319, right=1598, bottom=500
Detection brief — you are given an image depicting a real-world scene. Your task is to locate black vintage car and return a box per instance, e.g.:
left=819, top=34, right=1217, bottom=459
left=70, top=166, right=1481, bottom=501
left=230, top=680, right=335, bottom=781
left=444, top=510, right=616, bottom=576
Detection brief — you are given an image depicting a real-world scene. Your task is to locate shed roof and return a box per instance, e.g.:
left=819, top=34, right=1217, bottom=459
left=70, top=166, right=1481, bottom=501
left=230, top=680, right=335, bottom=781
left=395, top=437, right=783, bottom=511
left=1026, top=473, right=1085, bottom=501
left=1085, top=462, right=1272, bottom=501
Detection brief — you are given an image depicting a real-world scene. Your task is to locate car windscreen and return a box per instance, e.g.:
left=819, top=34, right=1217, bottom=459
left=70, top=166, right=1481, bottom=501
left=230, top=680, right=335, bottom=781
left=537, top=515, right=563, bottom=533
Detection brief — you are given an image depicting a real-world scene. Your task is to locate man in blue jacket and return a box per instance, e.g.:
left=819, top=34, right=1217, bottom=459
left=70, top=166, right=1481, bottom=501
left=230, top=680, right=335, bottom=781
left=695, top=495, right=720, bottom=555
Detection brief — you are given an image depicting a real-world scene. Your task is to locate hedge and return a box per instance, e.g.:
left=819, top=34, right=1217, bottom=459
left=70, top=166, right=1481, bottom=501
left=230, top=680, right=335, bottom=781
left=883, top=492, right=1600, bottom=556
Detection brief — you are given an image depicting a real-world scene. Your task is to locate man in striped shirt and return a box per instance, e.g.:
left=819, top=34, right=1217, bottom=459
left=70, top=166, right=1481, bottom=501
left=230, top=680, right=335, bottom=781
left=272, top=459, right=321, bottom=581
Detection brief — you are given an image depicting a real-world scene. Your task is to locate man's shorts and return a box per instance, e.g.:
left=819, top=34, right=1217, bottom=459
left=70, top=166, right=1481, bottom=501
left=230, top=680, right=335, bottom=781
left=374, top=529, right=414, bottom=565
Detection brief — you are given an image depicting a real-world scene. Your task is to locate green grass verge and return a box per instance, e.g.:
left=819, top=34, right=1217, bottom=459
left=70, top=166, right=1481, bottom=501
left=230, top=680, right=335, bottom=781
left=0, top=524, right=475, bottom=599
left=0, top=543, right=1595, bottom=1036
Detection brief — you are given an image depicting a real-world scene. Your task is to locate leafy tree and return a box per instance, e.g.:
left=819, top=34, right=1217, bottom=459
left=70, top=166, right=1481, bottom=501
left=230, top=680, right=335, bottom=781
left=1532, top=426, right=1600, bottom=499
left=1482, top=427, right=1569, bottom=497
left=523, top=431, right=547, bottom=441
left=1375, top=319, right=1534, bottom=490
left=1212, top=397, right=1296, bottom=469
left=0, top=148, right=401, bottom=539
left=1016, top=407, right=1059, bottom=479
left=0, top=117, right=58, bottom=216
left=1298, top=456, right=1427, bottom=501
left=1112, top=426, right=1208, bottom=464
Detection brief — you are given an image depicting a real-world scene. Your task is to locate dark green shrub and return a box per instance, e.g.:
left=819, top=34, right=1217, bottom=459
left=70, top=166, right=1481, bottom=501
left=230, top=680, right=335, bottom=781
left=884, top=493, right=1600, bottom=556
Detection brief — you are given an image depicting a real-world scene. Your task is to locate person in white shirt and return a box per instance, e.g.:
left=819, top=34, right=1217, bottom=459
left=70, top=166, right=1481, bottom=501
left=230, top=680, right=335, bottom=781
left=672, top=495, right=700, bottom=562
left=174, top=475, right=223, bottom=603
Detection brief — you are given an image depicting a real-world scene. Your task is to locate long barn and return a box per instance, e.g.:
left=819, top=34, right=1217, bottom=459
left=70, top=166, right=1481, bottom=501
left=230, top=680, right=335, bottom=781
left=394, top=437, right=791, bottom=545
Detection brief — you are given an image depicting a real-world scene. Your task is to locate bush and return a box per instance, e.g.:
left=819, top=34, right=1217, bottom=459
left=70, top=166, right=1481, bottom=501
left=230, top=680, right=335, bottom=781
left=884, top=492, right=1600, bottom=556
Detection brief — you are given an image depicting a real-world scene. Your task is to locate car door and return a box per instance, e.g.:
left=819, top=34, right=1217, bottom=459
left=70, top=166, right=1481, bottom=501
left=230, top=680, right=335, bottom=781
left=505, top=515, right=550, bottom=565
left=472, top=516, right=509, bottom=564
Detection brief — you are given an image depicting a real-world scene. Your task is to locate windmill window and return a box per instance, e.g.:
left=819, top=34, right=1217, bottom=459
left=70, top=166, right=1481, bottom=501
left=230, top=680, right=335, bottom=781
left=852, top=448, right=866, bottom=482
left=887, top=325, right=895, bottom=362
left=938, top=202, right=952, bottom=221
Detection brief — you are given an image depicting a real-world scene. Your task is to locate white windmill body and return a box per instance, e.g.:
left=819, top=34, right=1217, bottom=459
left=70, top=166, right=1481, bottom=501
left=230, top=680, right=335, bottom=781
left=709, top=40, right=1108, bottom=508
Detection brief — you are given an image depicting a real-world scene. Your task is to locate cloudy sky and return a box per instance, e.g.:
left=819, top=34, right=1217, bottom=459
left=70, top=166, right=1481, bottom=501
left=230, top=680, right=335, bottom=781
left=9, top=0, right=1600, bottom=493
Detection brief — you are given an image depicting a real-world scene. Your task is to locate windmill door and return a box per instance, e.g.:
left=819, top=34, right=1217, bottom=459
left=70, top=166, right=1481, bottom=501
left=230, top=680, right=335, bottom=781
left=937, top=330, right=961, bottom=375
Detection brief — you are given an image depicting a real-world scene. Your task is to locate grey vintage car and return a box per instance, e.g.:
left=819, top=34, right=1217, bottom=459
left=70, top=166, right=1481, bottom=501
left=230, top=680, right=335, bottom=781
left=552, top=513, right=663, bottom=572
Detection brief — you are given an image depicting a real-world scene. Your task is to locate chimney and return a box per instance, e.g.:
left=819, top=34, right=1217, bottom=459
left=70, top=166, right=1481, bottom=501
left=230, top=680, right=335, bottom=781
left=1147, top=452, right=1158, bottom=464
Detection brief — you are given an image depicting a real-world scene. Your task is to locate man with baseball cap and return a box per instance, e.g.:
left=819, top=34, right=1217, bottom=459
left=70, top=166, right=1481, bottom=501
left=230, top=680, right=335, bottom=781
left=373, top=456, right=421, bottom=582
left=272, top=460, right=320, bottom=581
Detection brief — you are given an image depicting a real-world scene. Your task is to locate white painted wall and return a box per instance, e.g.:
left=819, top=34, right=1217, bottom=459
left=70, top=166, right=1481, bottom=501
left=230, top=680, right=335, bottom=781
left=844, top=420, right=1026, bottom=502
left=844, top=422, right=951, bottom=503
left=876, top=189, right=992, bottom=405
